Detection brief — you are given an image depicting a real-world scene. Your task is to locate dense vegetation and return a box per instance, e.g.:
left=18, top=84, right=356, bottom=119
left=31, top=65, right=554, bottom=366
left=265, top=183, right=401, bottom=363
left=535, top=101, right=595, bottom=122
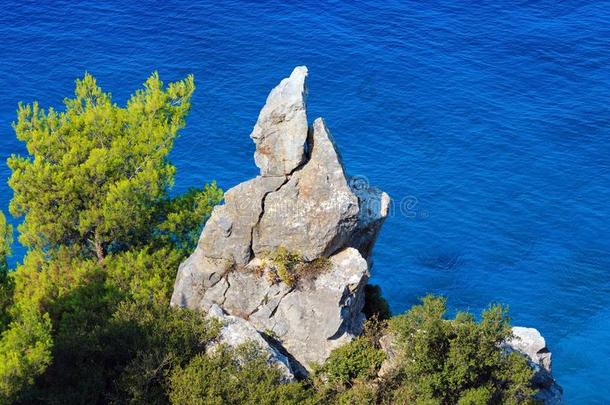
left=0, top=74, right=540, bottom=404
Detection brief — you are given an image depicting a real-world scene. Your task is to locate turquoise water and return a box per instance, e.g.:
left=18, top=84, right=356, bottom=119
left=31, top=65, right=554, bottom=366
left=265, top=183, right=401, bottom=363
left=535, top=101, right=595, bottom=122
left=1, top=1, right=609, bottom=402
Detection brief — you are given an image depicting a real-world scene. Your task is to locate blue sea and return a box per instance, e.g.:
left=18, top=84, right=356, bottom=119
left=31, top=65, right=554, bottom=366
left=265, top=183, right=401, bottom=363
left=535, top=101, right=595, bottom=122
left=1, top=1, right=609, bottom=402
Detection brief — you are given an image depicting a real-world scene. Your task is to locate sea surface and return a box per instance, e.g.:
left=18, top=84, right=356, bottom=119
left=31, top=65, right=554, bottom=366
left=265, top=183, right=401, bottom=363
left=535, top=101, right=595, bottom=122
left=1, top=1, right=609, bottom=402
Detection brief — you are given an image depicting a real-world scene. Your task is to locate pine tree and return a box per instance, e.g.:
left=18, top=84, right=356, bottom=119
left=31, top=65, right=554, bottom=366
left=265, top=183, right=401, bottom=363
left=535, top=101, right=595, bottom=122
left=8, top=73, right=195, bottom=261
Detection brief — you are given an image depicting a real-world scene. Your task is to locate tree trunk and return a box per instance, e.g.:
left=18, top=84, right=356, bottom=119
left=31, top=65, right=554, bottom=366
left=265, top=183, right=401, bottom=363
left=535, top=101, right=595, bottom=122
left=94, top=234, right=105, bottom=263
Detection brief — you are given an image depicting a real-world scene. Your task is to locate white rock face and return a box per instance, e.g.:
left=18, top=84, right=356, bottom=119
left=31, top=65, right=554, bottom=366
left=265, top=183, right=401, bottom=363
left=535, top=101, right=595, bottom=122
left=197, top=176, right=286, bottom=266
left=207, top=304, right=295, bottom=382
left=175, top=248, right=369, bottom=369
left=171, top=66, right=389, bottom=371
left=250, top=66, right=309, bottom=177
left=349, top=178, right=391, bottom=261
left=249, top=248, right=369, bottom=367
left=508, top=326, right=552, bottom=372
left=506, top=327, right=564, bottom=404
left=252, top=118, right=360, bottom=261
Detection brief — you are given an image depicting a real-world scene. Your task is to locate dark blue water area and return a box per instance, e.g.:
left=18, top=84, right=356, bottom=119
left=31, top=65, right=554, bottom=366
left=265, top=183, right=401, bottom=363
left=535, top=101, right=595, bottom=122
left=1, top=1, right=609, bottom=401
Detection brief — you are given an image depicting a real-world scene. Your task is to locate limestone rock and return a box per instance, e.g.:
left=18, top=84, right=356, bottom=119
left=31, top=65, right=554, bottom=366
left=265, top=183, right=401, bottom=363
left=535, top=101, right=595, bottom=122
left=222, top=269, right=291, bottom=320
left=170, top=248, right=232, bottom=309
left=249, top=247, right=369, bottom=368
left=207, top=304, right=295, bottom=382
left=506, top=327, right=564, bottom=404
left=349, top=178, right=391, bottom=261
left=377, top=332, right=400, bottom=378
left=250, top=66, right=308, bottom=176
left=197, top=176, right=285, bottom=266
left=253, top=118, right=360, bottom=261
left=171, top=66, right=390, bottom=376
left=170, top=175, right=285, bottom=309
left=507, top=326, right=552, bottom=373
left=180, top=247, right=367, bottom=370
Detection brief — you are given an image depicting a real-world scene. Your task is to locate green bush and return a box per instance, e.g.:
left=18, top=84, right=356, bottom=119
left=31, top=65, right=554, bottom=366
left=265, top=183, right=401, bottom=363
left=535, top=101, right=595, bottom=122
left=314, top=295, right=540, bottom=405
left=265, top=247, right=331, bottom=287
left=268, top=246, right=302, bottom=287
left=169, top=344, right=311, bottom=405
left=110, top=301, right=219, bottom=404
left=0, top=305, right=52, bottom=404
left=386, top=295, right=537, bottom=404
left=315, top=337, right=385, bottom=387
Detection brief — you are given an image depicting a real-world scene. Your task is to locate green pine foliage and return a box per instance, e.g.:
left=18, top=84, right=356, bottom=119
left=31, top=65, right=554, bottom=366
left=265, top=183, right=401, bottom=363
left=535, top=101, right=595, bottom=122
left=8, top=72, right=195, bottom=261
left=0, top=212, right=11, bottom=275
left=169, top=344, right=311, bottom=405
left=0, top=73, right=227, bottom=403
left=0, top=213, right=13, bottom=330
left=156, top=183, right=223, bottom=253
left=0, top=304, right=52, bottom=404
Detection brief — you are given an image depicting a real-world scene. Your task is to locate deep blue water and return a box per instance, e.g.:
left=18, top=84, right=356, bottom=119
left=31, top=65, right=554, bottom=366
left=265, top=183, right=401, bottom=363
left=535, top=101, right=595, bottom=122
left=1, top=1, right=609, bottom=402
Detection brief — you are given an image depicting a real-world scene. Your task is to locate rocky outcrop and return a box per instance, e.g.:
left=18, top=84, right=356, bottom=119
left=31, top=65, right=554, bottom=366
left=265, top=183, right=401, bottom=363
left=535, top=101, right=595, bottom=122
left=505, top=327, right=564, bottom=404
left=249, top=248, right=369, bottom=367
left=207, top=304, right=295, bottom=382
left=506, top=327, right=552, bottom=373
left=171, top=67, right=563, bottom=398
left=171, top=66, right=390, bottom=371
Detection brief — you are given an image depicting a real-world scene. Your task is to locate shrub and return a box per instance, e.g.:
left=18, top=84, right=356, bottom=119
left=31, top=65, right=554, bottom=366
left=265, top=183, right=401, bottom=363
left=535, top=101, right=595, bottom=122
left=386, top=295, right=537, bottom=404
left=300, top=257, right=332, bottom=278
left=333, top=380, right=379, bottom=405
left=169, top=344, right=311, bottom=405
left=266, top=247, right=332, bottom=287
left=315, top=337, right=385, bottom=387
left=0, top=305, right=52, bottom=404
left=267, top=246, right=301, bottom=287
left=110, top=301, right=219, bottom=404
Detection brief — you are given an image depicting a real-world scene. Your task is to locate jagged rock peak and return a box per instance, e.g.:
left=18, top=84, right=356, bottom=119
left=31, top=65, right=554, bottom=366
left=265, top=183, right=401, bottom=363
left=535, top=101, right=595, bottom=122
left=171, top=67, right=390, bottom=372
left=252, top=118, right=360, bottom=261
left=250, top=66, right=309, bottom=177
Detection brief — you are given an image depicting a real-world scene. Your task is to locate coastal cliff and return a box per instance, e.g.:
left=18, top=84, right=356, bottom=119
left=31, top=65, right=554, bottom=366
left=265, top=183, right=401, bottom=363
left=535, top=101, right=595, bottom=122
left=170, top=67, right=562, bottom=403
